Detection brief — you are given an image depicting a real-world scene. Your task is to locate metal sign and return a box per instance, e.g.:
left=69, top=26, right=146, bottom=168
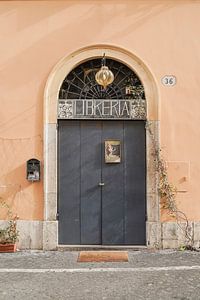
left=58, top=99, right=146, bottom=120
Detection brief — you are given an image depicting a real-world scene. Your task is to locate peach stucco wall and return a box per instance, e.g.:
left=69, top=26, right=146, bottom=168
left=0, top=0, right=200, bottom=221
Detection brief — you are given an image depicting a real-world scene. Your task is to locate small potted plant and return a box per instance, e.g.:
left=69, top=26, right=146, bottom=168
left=0, top=199, right=19, bottom=253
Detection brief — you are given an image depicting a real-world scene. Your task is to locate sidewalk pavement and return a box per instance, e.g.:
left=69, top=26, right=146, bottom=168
left=0, top=249, right=200, bottom=299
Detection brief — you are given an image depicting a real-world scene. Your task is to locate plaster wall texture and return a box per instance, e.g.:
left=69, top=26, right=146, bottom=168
left=0, top=0, right=200, bottom=224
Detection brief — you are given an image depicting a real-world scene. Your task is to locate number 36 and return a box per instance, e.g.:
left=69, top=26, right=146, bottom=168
left=161, top=75, right=176, bottom=86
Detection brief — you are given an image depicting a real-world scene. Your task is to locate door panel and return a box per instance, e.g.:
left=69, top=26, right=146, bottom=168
left=58, top=120, right=146, bottom=245
left=58, top=121, right=81, bottom=244
left=101, top=121, right=124, bottom=245
left=124, top=121, right=146, bottom=245
left=80, top=121, right=102, bottom=244
left=58, top=120, right=102, bottom=245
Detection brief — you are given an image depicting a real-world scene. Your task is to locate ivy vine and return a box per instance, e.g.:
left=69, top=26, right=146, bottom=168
left=146, top=121, right=196, bottom=250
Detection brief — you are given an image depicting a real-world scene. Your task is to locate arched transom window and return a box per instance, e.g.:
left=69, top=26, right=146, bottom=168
left=58, top=58, right=146, bottom=120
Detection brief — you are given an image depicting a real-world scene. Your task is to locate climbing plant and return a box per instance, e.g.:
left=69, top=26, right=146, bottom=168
left=0, top=198, right=19, bottom=244
left=146, top=121, right=195, bottom=250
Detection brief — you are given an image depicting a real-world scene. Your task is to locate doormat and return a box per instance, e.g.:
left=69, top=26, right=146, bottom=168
left=77, top=251, right=128, bottom=262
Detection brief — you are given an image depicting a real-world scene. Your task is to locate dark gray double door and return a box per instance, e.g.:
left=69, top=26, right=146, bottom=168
left=58, top=120, right=146, bottom=245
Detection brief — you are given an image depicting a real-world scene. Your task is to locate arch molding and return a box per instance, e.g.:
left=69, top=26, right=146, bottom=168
left=43, top=45, right=160, bottom=250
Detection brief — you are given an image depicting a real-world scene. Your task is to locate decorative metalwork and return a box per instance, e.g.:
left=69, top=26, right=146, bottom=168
left=130, top=99, right=146, bottom=119
left=58, top=100, right=73, bottom=119
left=58, top=58, right=146, bottom=120
left=95, top=54, right=114, bottom=89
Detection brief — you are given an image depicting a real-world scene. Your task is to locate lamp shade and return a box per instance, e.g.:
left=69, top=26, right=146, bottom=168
left=95, top=66, right=114, bottom=89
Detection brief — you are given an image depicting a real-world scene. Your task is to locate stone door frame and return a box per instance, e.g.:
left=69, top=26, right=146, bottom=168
left=43, top=44, right=160, bottom=250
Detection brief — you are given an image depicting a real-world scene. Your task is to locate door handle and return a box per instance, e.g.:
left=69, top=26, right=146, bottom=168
left=98, top=182, right=105, bottom=186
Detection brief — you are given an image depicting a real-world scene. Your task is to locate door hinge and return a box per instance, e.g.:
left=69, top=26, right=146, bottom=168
left=56, top=123, right=59, bottom=130
left=56, top=212, right=59, bottom=220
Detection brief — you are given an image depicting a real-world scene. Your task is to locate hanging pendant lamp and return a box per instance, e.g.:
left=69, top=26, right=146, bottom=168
left=95, top=54, right=114, bottom=89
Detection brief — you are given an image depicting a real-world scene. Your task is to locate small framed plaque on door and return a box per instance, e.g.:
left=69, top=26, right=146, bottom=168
left=105, top=140, right=121, bottom=163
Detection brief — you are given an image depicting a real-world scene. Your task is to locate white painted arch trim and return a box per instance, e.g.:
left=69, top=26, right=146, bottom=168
left=43, top=44, right=160, bottom=250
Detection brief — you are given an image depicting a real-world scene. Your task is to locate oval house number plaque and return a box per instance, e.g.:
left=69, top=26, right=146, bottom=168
left=161, top=75, right=176, bottom=87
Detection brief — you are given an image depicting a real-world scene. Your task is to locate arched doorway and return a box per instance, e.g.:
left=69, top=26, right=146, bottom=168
left=43, top=45, right=160, bottom=249
left=58, top=58, right=146, bottom=245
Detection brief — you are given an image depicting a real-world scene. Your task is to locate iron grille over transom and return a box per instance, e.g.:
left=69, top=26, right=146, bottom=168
left=58, top=58, right=146, bottom=120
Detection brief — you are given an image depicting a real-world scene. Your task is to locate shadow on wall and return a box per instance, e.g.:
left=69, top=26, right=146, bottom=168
left=0, top=134, right=43, bottom=175
left=0, top=0, right=179, bottom=89
left=0, top=104, right=43, bottom=136
left=0, top=1, right=183, bottom=31
left=0, top=163, right=43, bottom=220
left=0, top=0, right=180, bottom=142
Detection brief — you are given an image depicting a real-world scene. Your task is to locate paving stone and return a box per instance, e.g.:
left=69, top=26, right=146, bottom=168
left=0, top=250, right=200, bottom=300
